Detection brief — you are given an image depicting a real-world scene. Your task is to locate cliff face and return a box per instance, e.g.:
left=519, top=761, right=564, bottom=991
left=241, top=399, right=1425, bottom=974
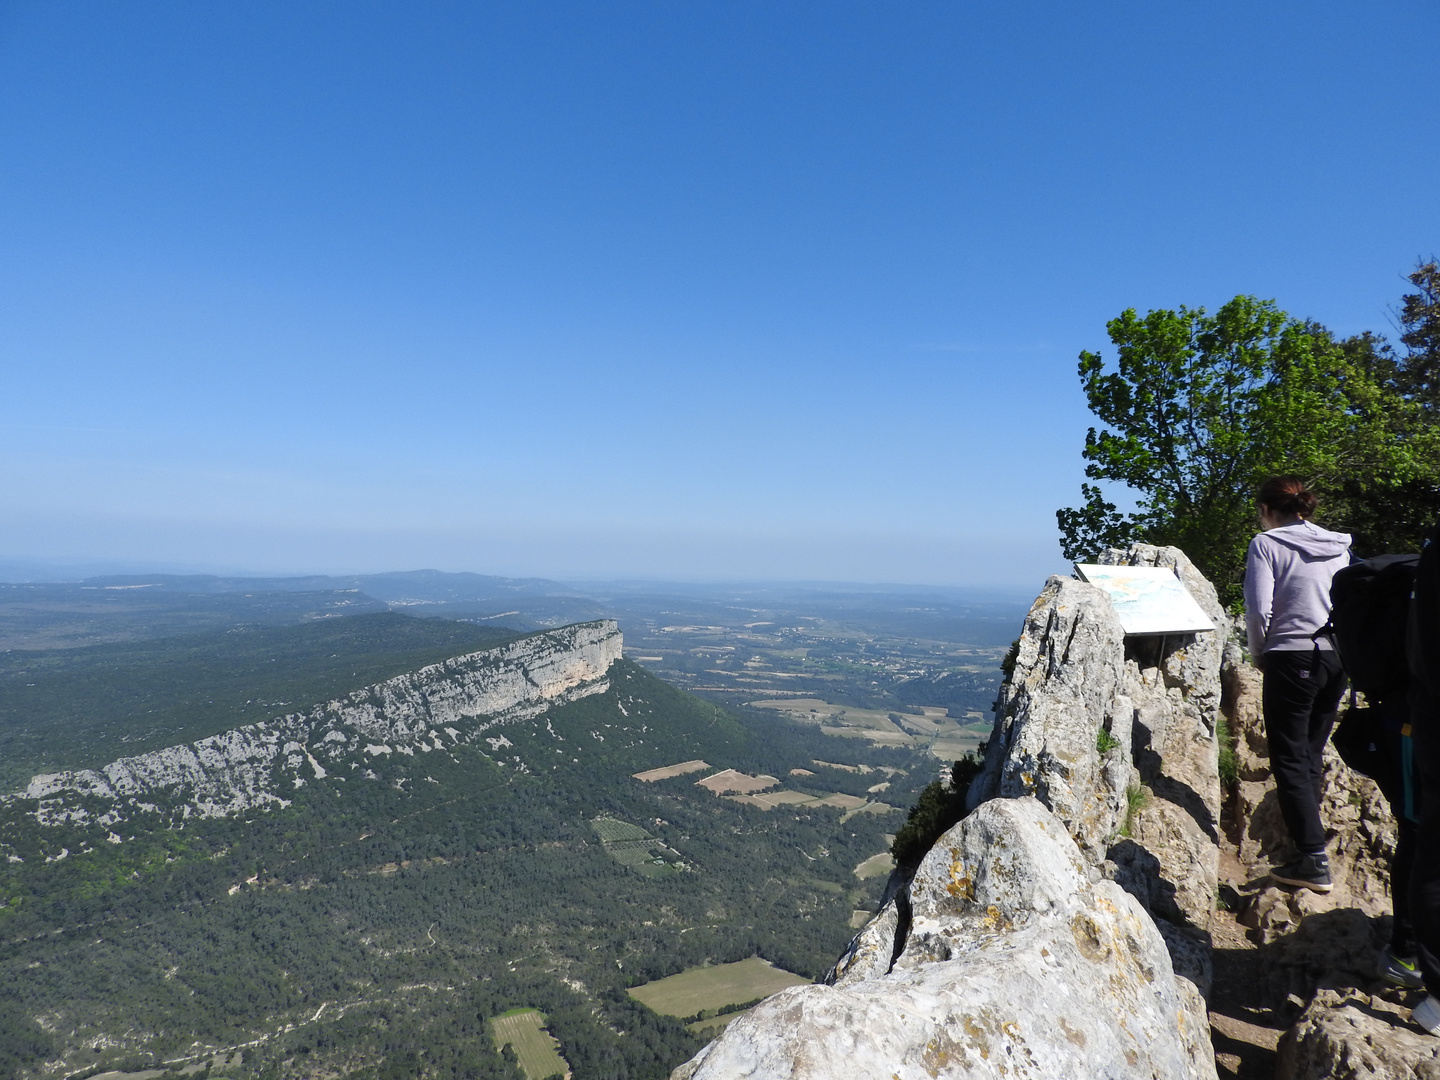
left=10, top=620, right=621, bottom=828
left=673, top=547, right=1225, bottom=1080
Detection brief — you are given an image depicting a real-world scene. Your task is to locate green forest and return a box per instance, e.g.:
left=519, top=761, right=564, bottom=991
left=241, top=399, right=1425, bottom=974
left=0, top=629, right=927, bottom=1080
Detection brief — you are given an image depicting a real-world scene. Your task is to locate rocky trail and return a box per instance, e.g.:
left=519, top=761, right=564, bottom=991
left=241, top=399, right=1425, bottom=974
left=1210, top=652, right=1440, bottom=1078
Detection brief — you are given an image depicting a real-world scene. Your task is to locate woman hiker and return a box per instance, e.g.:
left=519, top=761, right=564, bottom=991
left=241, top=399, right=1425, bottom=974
left=1243, top=476, right=1351, bottom=893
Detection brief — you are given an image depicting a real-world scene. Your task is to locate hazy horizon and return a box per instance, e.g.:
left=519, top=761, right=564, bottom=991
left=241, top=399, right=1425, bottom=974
left=0, top=553, right=1041, bottom=598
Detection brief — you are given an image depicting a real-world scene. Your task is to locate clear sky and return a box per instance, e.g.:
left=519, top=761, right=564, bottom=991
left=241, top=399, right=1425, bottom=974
left=1, top=3, right=1436, bottom=587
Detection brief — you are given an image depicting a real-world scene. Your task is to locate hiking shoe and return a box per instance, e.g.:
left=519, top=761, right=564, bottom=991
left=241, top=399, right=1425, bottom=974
left=1269, top=853, right=1332, bottom=893
left=1379, top=949, right=1425, bottom=989
left=1413, top=995, right=1440, bottom=1035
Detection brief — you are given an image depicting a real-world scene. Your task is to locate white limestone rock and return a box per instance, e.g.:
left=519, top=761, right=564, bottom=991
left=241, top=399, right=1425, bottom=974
left=826, top=899, right=900, bottom=989
left=965, top=575, right=1133, bottom=861
left=10, top=620, right=621, bottom=826
left=969, top=545, right=1223, bottom=950
left=674, top=798, right=1217, bottom=1080
left=1277, top=988, right=1440, bottom=1079
left=695, top=546, right=1229, bottom=1080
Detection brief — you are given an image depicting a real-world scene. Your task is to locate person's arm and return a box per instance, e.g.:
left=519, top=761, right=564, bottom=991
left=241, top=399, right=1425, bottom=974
left=1244, top=536, right=1273, bottom=668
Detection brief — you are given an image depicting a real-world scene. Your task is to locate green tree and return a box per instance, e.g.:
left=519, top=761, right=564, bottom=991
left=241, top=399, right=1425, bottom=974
left=890, top=752, right=985, bottom=870
left=1398, top=258, right=1440, bottom=409
left=1057, top=294, right=1440, bottom=606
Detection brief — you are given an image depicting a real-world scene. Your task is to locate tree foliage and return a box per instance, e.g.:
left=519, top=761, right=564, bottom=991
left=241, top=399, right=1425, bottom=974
left=889, top=751, right=986, bottom=871
left=1398, top=259, right=1440, bottom=409
left=1058, top=274, right=1440, bottom=606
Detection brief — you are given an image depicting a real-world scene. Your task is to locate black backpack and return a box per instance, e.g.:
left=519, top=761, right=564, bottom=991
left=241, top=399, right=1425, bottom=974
left=1321, top=554, right=1420, bottom=703
left=1318, top=554, right=1420, bottom=816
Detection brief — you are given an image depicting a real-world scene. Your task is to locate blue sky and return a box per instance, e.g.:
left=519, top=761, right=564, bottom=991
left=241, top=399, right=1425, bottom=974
left=1, top=2, right=1436, bottom=587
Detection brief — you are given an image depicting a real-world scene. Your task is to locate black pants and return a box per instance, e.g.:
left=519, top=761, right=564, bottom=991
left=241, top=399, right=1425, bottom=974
left=1394, top=816, right=1418, bottom=955
left=1366, top=699, right=1418, bottom=955
left=1262, top=649, right=1346, bottom=855
left=1411, top=695, right=1440, bottom=992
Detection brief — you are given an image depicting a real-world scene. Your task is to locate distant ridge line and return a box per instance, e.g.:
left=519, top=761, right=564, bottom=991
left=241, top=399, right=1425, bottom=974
left=8, top=620, right=622, bottom=828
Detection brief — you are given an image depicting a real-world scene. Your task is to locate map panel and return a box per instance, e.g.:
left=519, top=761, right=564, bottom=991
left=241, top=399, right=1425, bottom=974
left=1074, top=564, right=1215, bottom=636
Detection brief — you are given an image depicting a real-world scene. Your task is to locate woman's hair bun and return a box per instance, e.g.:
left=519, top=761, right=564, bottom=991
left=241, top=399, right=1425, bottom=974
left=1257, top=475, right=1318, bottom=518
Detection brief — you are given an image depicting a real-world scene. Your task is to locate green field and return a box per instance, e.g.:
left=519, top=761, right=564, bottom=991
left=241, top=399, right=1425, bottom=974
left=627, top=958, right=810, bottom=1019
left=488, top=1009, right=569, bottom=1080
left=853, top=852, right=894, bottom=880
left=591, top=816, right=651, bottom=843
left=747, top=697, right=988, bottom=759
left=591, top=816, right=682, bottom=875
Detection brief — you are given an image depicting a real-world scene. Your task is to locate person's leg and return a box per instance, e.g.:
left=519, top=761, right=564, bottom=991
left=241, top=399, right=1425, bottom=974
left=1393, top=816, right=1417, bottom=956
left=1410, top=705, right=1440, bottom=999
left=1371, top=791, right=1426, bottom=986
left=1263, top=651, right=1329, bottom=856
left=1307, top=653, right=1346, bottom=806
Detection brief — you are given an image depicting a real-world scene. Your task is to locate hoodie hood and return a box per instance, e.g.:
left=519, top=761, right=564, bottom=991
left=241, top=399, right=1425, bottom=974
left=1264, top=520, right=1352, bottom=559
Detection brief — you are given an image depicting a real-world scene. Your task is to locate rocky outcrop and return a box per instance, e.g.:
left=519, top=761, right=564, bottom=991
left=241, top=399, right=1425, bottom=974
left=671, top=546, right=1225, bottom=1079
left=8, top=620, right=621, bottom=827
left=676, top=798, right=1215, bottom=1080
left=967, top=544, right=1225, bottom=996
left=1278, top=988, right=1440, bottom=1079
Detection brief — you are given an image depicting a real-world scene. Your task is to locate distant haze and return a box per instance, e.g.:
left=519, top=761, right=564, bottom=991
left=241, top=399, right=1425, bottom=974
left=0, top=524, right=1060, bottom=589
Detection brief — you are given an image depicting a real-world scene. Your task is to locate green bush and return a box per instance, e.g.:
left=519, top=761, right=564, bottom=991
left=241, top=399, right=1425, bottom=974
left=1121, top=784, right=1149, bottom=838
left=890, top=748, right=987, bottom=870
left=1216, top=715, right=1238, bottom=788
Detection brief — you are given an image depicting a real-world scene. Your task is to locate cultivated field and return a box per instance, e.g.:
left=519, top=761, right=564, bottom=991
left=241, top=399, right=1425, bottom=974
left=591, top=816, right=650, bottom=843
left=854, top=852, right=895, bottom=879
left=750, top=698, right=987, bottom=759
left=718, top=788, right=896, bottom=815
left=633, top=759, right=711, bottom=782
left=695, top=769, right=779, bottom=794
left=627, top=958, right=810, bottom=1018
left=590, top=816, right=681, bottom=875
left=488, top=1009, right=569, bottom=1080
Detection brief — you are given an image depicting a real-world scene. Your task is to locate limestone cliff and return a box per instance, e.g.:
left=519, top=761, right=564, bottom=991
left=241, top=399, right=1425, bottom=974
left=672, top=547, right=1225, bottom=1079
left=8, top=620, right=621, bottom=829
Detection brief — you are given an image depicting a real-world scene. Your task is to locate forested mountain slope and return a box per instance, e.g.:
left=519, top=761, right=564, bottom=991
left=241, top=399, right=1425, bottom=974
left=0, top=618, right=915, bottom=1080
left=0, top=612, right=525, bottom=794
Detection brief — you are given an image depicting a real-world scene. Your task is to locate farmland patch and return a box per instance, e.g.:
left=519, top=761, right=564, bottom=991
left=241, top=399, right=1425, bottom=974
left=751, top=697, right=987, bottom=759
left=633, top=759, right=711, bottom=782
left=590, top=816, right=685, bottom=875
left=694, top=769, right=779, bottom=795
left=488, top=1008, right=570, bottom=1080
left=628, top=957, right=809, bottom=1019
left=854, top=852, right=895, bottom=880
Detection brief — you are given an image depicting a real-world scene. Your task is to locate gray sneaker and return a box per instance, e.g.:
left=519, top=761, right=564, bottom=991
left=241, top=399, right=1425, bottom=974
left=1270, top=853, right=1332, bottom=893
left=1413, top=994, right=1440, bottom=1035
left=1379, top=949, right=1425, bottom=989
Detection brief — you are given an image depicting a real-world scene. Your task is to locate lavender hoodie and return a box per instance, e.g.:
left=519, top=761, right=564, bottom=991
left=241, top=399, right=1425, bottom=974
left=1244, top=520, right=1352, bottom=654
